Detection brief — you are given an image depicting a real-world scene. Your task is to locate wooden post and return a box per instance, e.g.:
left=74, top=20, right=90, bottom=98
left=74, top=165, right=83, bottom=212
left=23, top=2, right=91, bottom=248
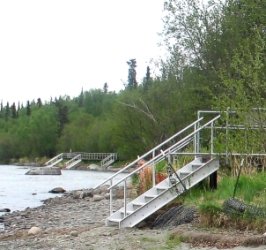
left=209, top=171, right=217, bottom=190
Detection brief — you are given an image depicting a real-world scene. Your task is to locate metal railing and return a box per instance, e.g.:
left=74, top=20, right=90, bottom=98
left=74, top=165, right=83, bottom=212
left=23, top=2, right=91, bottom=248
left=100, top=153, right=117, bottom=168
left=94, top=115, right=221, bottom=216
left=65, top=154, right=82, bottom=169
left=45, top=153, right=64, bottom=166
left=93, top=117, right=204, bottom=191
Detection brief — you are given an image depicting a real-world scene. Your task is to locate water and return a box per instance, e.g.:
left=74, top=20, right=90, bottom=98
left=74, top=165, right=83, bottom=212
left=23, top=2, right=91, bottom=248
left=0, top=165, right=124, bottom=214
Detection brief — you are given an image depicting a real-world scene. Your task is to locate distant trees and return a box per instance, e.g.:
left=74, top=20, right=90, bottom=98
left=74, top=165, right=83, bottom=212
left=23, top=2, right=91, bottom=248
left=0, top=0, right=264, bottom=163
left=127, top=59, right=138, bottom=89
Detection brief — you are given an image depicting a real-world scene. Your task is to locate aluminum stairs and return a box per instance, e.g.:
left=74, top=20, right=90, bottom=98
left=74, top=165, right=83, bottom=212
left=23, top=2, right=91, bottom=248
left=100, top=153, right=117, bottom=169
left=94, top=114, right=221, bottom=229
left=65, top=154, right=82, bottom=169
left=106, top=157, right=219, bottom=228
left=44, top=153, right=64, bottom=167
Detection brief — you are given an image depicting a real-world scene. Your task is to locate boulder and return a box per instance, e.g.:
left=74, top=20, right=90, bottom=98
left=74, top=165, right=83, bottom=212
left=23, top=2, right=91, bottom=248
left=70, top=230, right=79, bottom=237
left=79, top=190, right=93, bottom=199
left=93, top=195, right=104, bottom=202
left=28, top=226, right=42, bottom=235
left=87, top=164, right=100, bottom=170
left=49, top=187, right=66, bottom=194
left=0, top=208, right=10, bottom=213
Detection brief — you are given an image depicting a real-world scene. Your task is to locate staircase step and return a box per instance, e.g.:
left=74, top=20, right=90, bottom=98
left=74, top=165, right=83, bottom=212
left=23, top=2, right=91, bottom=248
left=144, top=194, right=157, bottom=201
left=156, top=187, right=167, bottom=194
left=107, top=218, right=122, bottom=224
left=191, top=164, right=202, bottom=170
left=132, top=202, right=146, bottom=208
left=179, top=172, right=191, bottom=178
left=121, top=210, right=134, bottom=216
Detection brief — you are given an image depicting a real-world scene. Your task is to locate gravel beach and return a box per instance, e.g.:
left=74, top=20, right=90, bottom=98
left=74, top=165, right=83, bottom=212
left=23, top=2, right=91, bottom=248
left=0, top=189, right=265, bottom=250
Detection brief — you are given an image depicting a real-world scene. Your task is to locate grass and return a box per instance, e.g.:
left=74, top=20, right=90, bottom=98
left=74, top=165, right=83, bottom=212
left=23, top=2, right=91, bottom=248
left=184, top=171, right=266, bottom=207
left=164, top=233, right=182, bottom=249
left=182, top=171, right=266, bottom=232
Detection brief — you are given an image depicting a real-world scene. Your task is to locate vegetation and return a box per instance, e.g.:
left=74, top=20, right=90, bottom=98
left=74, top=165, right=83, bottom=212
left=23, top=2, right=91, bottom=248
left=0, top=0, right=265, bottom=164
left=183, top=172, right=266, bottom=232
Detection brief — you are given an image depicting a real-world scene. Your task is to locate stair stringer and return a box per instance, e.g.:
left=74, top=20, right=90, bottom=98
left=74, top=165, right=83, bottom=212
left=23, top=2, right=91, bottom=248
left=106, top=158, right=219, bottom=228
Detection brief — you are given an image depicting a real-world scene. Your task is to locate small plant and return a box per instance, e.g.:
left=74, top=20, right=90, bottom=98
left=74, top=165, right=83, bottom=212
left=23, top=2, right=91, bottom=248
left=165, top=233, right=181, bottom=249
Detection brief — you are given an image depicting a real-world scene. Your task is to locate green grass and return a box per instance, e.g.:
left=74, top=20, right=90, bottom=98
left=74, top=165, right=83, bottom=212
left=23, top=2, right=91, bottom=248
left=164, top=233, right=181, bottom=249
left=181, top=171, right=266, bottom=232
left=184, top=172, right=266, bottom=208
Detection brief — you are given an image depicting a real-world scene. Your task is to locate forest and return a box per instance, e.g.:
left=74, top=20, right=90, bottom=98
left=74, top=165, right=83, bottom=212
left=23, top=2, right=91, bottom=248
left=0, top=0, right=265, bottom=163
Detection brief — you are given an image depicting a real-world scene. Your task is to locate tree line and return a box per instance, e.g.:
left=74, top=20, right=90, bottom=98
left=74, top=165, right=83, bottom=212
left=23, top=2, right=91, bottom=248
left=0, top=0, right=265, bottom=163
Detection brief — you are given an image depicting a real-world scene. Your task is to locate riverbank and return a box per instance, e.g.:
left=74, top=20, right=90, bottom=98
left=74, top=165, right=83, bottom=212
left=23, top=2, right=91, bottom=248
left=0, top=188, right=265, bottom=250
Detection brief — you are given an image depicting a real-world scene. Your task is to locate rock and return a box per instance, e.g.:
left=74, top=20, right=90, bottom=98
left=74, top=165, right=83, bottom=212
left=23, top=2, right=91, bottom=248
left=80, top=190, right=93, bottom=199
left=49, top=187, right=66, bottom=194
left=70, top=230, right=79, bottom=237
left=0, top=208, right=11, bottom=212
left=32, top=193, right=37, bottom=195
left=88, top=164, right=100, bottom=170
left=114, top=187, right=124, bottom=199
left=104, top=193, right=110, bottom=199
left=28, top=226, right=42, bottom=235
left=72, top=191, right=83, bottom=199
left=93, top=195, right=104, bottom=202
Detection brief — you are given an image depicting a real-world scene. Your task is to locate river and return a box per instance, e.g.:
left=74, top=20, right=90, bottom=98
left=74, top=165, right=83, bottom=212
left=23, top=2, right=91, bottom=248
left=0, top=165, right=123, bottom=214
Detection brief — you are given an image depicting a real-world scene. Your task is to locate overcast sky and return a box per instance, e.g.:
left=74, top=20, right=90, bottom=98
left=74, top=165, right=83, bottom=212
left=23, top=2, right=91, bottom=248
left=0, top=0, right=165, bottom=105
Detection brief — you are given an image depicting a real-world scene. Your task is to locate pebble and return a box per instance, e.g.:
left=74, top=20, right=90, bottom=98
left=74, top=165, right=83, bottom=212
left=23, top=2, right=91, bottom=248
left=70, top=231, right=79, bottom=237
left=28, top=226, right=42, bottom=235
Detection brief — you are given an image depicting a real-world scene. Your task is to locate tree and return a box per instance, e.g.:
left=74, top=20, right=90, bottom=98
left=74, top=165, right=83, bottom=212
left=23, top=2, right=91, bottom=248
left=11, top=103, right=17, bottom=119
left=37, top=98, right=42, bottom=108
left=103, top=82, right=108, bottom=93
left=26, top=101, right=31, bottom=116
left=77, top=88, right=84, bottom=107
left=5, top=102, right=10, bottom=120
left=143, top=66, right=152, bottom=90
left=127, top=59, right=138, bottom=89
left=55, top=99, right=69, bottom=136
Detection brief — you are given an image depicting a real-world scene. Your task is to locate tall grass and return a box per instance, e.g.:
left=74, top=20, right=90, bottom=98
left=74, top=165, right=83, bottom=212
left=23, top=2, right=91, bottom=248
left=184, top=172, right=266, bottom=208
left=182, top=172, right=266, bottom=231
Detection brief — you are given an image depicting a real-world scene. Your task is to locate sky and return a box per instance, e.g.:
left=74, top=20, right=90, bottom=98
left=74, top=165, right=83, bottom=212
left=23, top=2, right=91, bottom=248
left=0, top=0, right=166, bottom=105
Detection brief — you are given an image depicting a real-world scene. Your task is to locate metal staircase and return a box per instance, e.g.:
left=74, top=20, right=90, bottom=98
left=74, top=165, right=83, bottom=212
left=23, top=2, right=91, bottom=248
left=65, top=154, right=82, bottom=169
left=107, top=157, right=219, bottom=228
left=44, top=153, right=64, bottom=167
left=94, top=114, right=222, bottom=228
left=100, top=153, right=117, bottom=169
left=45, top=152, right=118, bottom=168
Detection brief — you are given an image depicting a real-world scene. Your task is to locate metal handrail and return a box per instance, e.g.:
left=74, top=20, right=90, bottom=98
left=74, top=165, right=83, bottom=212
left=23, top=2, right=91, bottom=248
left=65, top=154, right=81, bottom=167
left=93, top=117, right=203, bottom=190
left=108, top=137, right=194, bottom=189
left=45, top=153, right=64, bottom=165
left=100, top=153, right=117, bottom=167
left=108, top=115, right=220, bottom=189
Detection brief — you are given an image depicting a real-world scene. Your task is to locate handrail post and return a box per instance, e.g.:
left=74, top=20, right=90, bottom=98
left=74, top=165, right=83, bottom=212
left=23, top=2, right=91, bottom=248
left=152, top=150, right=156, bottom=186
left=226, top=108, right=229, bottom=165
left=109, top=179, right=113, bottom=216
left=124, top=179, right=127, bottom=218
left=196, top=112, right=200, bottom=156
left=211, top=121, right=214, bottom=158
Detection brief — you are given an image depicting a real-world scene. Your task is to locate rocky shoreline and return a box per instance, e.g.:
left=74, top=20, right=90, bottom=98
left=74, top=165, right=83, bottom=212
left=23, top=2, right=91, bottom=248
left=0, top=186, right=265, bottom=250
